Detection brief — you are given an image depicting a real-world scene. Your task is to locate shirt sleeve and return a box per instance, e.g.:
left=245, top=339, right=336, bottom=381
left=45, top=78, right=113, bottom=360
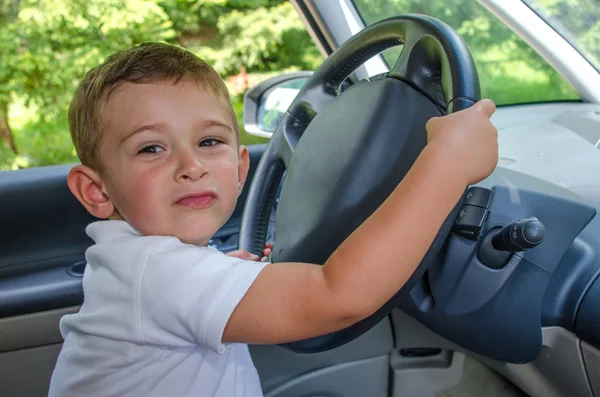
left=136, top=239, right=267, bottom=354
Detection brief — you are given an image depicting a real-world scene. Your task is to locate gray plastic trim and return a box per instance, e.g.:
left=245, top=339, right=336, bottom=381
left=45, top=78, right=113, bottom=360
left=390, top=310, right=594, bottom=397
left=0, top=306, right=78, bottom=353
left=264, top=355, right=389, bottom=397
left=251, top=317, right=394, bottom=392
left=390, top=309, right=524, bottom=396
left=487, top=327, right=593, bottom=397
left=581, top=341, right=600, bottom=396
left=390, top=350, right=464, bottom=397
left=391, top=309, right=462, bottom=351
left=0, top=344, right=63, bottom=397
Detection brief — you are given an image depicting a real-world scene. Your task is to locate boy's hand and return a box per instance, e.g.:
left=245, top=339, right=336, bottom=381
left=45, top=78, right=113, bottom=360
left=425, top=99, right=498, bottom=185
left=261, top=243, right=273, bottom=262
left=226, top=243, right=273, bottom=262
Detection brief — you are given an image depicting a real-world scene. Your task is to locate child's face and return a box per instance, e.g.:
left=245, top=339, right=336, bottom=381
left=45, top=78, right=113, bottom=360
left=95, top=78, right=249, bottom=245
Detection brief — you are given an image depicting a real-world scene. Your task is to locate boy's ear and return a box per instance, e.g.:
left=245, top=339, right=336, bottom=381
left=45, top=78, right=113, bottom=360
left=67, top=165, right=116, bottom=219
left=237, top=145, right=250, bottom=196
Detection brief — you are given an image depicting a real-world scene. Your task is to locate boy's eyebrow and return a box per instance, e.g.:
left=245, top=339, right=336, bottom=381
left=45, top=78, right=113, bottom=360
left=122, top=123, right=168, bottom=143
left=121, top=120, right=233, bottom=143
left=194, top=119, right=234, bottom=135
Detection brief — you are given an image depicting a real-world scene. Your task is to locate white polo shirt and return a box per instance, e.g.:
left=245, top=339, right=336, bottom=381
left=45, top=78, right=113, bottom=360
left=48, top=220, right=267, bottom=397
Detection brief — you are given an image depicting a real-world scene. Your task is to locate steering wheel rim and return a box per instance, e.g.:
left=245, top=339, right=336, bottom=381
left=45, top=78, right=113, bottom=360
left=240, top=14, right=480, bottom=353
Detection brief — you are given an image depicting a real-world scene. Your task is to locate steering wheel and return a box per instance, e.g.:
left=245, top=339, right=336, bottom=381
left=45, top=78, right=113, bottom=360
left=239, top=15, right=480, bottom=353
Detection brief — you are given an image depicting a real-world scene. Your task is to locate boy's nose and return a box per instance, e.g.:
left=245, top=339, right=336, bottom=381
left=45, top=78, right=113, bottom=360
left=176, top=150, right=207, bottom=181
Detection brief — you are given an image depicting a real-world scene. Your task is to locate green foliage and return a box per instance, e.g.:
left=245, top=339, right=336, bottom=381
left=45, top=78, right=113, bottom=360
left=13, top=113, right=78, bottom=167
left=0, top=0, right=309, bottom=168
left=1, top=0, right=176, bottom=120
left=1, top=0, right=598, bottom=170
left=527, top=0, right=600, bottom=69
left=171, top=1, right=322, bottom=75
left=0, top=0, right=178, bottom=168
left=354, top=0, right=581, bottom=105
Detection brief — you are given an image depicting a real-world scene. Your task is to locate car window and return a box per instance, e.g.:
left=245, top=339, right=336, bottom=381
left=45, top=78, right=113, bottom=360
left=523, top=0, right=600, bottom=72
left=352, top=0, right=582, bottom=106
left=0, top=0, right=322, bottom=170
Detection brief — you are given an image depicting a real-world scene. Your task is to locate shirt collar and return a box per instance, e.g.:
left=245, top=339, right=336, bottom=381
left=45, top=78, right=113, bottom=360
left=86, top=220, right=142, bottom=244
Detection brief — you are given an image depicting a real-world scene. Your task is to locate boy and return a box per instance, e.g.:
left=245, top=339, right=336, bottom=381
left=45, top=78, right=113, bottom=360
left=48, top=42, right=498, bottom=396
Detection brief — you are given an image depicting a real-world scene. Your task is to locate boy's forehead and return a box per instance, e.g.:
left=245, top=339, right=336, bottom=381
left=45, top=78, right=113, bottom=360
left=104, top=78, right=223, bottom=105
left=98, top=79, right=235, bottom=140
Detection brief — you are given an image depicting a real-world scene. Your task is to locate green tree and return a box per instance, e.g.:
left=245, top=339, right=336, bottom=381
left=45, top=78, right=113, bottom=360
left=528, top=0, right=600, bottom=69
left=0, top=0, right=176, bottom=167
left=160, top=0, right=320, bottom=75
left=156, top=0, right=322, bottom=146
left=4, top=0, right=596, bottom=169
left=0, top=0, right=323, bottom=169
left=353, top=0, right=580, bottom=105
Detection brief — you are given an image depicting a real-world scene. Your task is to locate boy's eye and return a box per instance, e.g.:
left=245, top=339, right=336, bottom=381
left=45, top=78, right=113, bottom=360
left=199, top=138, right=222, bottom=147
left=138, top=145, right=164, bottom=155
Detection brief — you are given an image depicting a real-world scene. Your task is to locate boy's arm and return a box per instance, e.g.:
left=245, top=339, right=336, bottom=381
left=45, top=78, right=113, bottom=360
left=223, top=100, right=497, bottom=345
left=222, top=142, right=465, bottom=344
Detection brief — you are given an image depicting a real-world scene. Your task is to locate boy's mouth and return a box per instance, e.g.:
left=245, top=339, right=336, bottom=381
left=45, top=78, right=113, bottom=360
left=174, top=191, right=217, bottom=208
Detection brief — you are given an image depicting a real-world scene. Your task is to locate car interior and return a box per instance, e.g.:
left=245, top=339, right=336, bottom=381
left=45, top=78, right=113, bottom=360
left=1, top=0, right=600, bottom=396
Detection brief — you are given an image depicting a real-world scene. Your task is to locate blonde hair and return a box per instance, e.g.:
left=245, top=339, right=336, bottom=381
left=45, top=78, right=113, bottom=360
left=69, top=42, right=238, bottom=171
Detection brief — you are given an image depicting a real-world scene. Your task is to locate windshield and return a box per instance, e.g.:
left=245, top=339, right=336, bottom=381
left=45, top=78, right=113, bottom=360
left=352, top=0, right=582, bottom=106
left=523, top=0, right=600, bottom=71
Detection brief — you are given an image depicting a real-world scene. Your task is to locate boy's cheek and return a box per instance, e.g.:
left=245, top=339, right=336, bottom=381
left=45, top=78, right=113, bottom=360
left=106, top=172, right=160, bottom=215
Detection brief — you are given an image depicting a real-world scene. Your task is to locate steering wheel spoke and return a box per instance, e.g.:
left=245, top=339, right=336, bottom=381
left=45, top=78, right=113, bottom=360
left=271, top=116, right=296, bottom=169
left=390, top=35, right=446, bottom=110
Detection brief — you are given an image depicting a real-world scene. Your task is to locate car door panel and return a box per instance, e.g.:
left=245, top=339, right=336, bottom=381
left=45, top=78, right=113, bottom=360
left=0, top=344, right=63, bottom=397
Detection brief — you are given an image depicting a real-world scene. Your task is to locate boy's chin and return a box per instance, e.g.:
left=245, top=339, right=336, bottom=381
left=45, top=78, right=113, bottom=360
left=175, top=229, right=217, bottom=247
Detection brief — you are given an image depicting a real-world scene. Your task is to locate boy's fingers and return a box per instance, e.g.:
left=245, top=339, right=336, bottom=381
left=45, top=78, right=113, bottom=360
left=473, top=98, right=496, bottom=118
left=425, top=115, right=441, bottom=130
left=261, top=244, right=273, bottom=262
